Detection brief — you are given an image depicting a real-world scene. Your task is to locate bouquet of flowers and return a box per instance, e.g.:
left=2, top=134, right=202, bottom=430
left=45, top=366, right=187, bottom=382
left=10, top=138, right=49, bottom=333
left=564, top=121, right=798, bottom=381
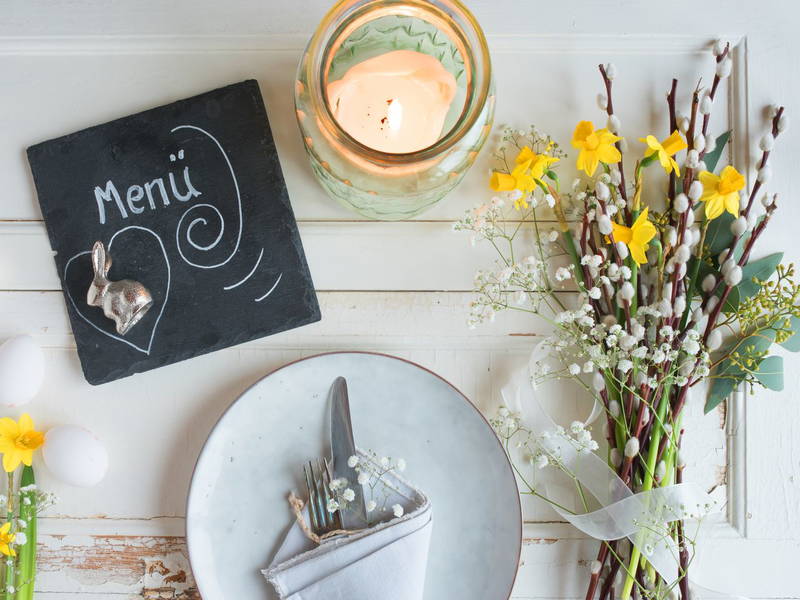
left=0, top=414, right=56, bottom=600
left=457, top=40, right=797, bottom=599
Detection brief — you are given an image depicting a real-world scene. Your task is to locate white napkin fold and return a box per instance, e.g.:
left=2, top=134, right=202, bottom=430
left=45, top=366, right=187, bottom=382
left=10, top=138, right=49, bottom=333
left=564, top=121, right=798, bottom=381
left=263, top=465, right=433, bottom=600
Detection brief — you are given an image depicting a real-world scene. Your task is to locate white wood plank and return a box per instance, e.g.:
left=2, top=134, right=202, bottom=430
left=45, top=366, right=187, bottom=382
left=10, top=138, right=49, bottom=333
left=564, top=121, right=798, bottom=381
left=0, top=221, right=541, bottom=291
left=0, top=35, right=731, bottom=221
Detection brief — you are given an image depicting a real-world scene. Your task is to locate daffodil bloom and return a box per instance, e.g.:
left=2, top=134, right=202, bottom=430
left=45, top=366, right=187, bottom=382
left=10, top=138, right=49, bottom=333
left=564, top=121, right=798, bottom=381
left=0, top=523, right=15, bottom=557
left=640, top=131, right=687, bottom=175
left=698, top=166, right=745, bottom=220
left=490, top=146, right=559, bottom=205
left=610, top=207, right=657, bottom=265
left=0, top=414, right=44, bottom=473
left=514, top=146, right=560, bottom=180
left=571, top=121, right=621, bottom=176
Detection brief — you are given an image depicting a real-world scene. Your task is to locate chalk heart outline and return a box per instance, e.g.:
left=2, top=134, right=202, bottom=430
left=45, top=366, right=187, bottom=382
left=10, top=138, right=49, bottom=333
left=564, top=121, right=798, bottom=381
left=63, top=225, right=171, bottom=356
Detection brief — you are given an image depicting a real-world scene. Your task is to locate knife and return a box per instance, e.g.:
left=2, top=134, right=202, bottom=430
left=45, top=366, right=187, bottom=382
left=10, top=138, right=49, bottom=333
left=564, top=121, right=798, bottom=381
left=329, top=376, right=367, bottom=528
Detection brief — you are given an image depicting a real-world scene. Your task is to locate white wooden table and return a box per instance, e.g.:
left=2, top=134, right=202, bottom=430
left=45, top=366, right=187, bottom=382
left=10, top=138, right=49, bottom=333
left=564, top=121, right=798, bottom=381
left=1, top=1, right=799, bottom=598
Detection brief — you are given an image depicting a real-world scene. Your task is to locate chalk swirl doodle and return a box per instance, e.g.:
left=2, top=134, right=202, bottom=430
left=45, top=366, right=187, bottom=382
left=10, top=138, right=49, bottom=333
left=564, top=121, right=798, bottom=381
left=171, top=125, right=243, bottom=270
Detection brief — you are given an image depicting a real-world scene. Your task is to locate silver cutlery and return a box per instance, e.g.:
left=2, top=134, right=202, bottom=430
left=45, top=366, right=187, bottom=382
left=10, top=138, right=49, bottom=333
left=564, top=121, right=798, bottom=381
left=329, top=376, right=367, bottom=528
left=303, top=458, right=342, bottom=537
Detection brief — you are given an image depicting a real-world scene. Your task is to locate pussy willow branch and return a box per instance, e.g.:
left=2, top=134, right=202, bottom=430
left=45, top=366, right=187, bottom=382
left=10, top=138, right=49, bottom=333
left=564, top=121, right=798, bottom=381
left=599, top=64, right=631, bottom=223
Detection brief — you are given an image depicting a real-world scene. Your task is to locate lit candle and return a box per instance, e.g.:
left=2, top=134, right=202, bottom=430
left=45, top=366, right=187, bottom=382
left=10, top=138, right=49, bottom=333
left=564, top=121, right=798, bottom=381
left=327, top=50, right=457, bottom=153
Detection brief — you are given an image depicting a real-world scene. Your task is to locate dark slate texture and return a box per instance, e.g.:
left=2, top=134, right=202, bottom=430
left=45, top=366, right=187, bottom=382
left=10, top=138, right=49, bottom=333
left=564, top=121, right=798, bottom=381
left=27, top=80, right=320, bottom=385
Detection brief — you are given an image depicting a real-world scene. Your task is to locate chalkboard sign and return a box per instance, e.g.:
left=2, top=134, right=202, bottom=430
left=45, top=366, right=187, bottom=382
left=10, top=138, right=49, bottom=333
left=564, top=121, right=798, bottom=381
left=27, top=80, right=320, bottom=385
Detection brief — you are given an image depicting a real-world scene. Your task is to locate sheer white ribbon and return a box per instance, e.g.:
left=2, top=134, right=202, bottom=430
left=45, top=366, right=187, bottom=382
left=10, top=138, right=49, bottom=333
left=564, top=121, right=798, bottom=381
left=501, top=343, right=744, bottom=598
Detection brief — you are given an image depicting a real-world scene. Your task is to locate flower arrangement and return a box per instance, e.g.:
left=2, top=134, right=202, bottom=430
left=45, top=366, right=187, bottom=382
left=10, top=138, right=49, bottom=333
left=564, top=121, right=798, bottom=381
left=0, top=414, right=56, bottom=600
left=328, top=452, right=408, bottom=523
left=457, top=40, right=797, bottom=599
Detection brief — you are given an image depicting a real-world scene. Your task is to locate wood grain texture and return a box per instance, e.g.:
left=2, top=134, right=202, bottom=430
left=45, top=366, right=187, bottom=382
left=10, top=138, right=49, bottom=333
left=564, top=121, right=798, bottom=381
left=1, top=1, right=799, bottom=597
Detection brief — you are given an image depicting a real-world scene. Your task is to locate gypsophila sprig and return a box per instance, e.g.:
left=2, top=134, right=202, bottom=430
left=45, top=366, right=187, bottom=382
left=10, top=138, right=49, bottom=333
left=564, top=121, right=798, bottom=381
left=457, top=43, right=796, bottom=600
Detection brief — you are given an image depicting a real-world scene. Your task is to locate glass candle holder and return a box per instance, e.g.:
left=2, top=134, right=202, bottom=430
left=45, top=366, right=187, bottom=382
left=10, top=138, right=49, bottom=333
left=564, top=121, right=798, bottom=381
left=295, top=0, right=494, bottom=220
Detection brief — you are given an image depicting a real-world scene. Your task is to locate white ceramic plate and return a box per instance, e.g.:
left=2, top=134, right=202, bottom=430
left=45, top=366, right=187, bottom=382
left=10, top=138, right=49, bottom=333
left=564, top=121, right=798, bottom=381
left=187, top=352, right=521, bottom=599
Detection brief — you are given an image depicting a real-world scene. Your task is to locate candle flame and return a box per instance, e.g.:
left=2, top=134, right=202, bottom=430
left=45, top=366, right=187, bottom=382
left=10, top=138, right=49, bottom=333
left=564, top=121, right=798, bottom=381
left=386, top=99, right=403, bottom=132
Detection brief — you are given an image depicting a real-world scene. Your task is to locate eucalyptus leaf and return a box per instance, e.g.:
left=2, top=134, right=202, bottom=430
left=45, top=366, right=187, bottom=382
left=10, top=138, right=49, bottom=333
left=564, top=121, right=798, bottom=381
left=705, top=330, right=776, bottom=413
left=705, top=213, right=735, bottom=259
left=753, top=355, right=784, bottom=391
left=707, top=377, right=737, bottom=413
left=780, top=316, right=800, bottom=352
left=738, top=252, right=783, bottom=300
left=704, top=130, right=731, bottom=173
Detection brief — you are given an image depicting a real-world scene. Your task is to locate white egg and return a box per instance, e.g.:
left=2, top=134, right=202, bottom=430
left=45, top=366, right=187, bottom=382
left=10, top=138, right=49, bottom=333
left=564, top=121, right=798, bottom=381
left=43, top=425, right=108, bottom=487
left=0, top=335, right=45, bottom=407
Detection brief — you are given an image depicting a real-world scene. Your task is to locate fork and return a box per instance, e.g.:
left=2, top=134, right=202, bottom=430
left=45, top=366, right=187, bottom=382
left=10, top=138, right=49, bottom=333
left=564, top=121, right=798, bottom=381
left=303, top=459, right=343, bottom=537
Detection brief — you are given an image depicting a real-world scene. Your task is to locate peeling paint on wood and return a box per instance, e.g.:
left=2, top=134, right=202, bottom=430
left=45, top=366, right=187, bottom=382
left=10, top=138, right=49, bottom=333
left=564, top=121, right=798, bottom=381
left=37, top=535, right=198, bottom=598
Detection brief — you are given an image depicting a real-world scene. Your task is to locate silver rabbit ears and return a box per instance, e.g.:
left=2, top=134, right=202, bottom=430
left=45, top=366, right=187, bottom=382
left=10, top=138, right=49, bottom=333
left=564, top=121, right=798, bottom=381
left=86, top=241, right=153, bottom=336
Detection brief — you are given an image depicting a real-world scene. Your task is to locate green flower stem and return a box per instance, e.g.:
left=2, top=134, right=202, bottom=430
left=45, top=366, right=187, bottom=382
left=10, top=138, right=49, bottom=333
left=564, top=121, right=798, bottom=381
left=3, top=471, right=14, bottom=600
left=620, top=382, right=673, bottom=600
left=561, top=229, right=585, bottom=287
left=14, top=467, right=35, bottom=600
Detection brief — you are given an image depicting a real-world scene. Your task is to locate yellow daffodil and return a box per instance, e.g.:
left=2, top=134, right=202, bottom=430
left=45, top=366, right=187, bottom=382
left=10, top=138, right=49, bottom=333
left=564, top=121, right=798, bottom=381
left=610, top=207, right=657, bottom=265
left=0, top=523, right=15, bottom=557
left=0, top=414, right=44, bottom=473
left=639, top=131, right=687, bottom=176
left=571, top=121, right=622, bottom=177
left=514, top=146, right=560, bottom=180
left=698, top=166, right=745, bottom=220
left=490, top=146, right=559, bottom=208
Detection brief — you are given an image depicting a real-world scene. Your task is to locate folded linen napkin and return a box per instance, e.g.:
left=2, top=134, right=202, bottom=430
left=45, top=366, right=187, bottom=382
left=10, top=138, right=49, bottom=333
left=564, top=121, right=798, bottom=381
left=263, top=461, right=433, bottom=600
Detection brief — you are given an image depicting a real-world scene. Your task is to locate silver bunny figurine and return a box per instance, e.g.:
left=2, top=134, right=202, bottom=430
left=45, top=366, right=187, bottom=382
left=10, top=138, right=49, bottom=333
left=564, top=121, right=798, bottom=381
left=86, top=241, right=153, bottom=336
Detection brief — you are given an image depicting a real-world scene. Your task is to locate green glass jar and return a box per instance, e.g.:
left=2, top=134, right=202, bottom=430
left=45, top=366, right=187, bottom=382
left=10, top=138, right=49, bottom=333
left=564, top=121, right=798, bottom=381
left=295, top=0, right=494, bottom=220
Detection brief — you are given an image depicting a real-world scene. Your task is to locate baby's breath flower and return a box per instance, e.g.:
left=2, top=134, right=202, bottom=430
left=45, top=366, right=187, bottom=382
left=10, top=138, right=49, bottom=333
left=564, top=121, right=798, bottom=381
left=392, top=504, right=404, bottom=518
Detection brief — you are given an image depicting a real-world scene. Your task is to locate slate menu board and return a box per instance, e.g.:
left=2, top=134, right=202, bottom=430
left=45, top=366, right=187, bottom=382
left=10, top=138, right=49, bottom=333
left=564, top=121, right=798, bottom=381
left=27, top=80, right=320, bottom=385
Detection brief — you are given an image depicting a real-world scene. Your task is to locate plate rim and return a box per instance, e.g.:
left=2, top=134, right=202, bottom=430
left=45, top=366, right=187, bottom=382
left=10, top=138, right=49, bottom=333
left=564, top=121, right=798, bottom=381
left=186, top=350, right=522, bottom=600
